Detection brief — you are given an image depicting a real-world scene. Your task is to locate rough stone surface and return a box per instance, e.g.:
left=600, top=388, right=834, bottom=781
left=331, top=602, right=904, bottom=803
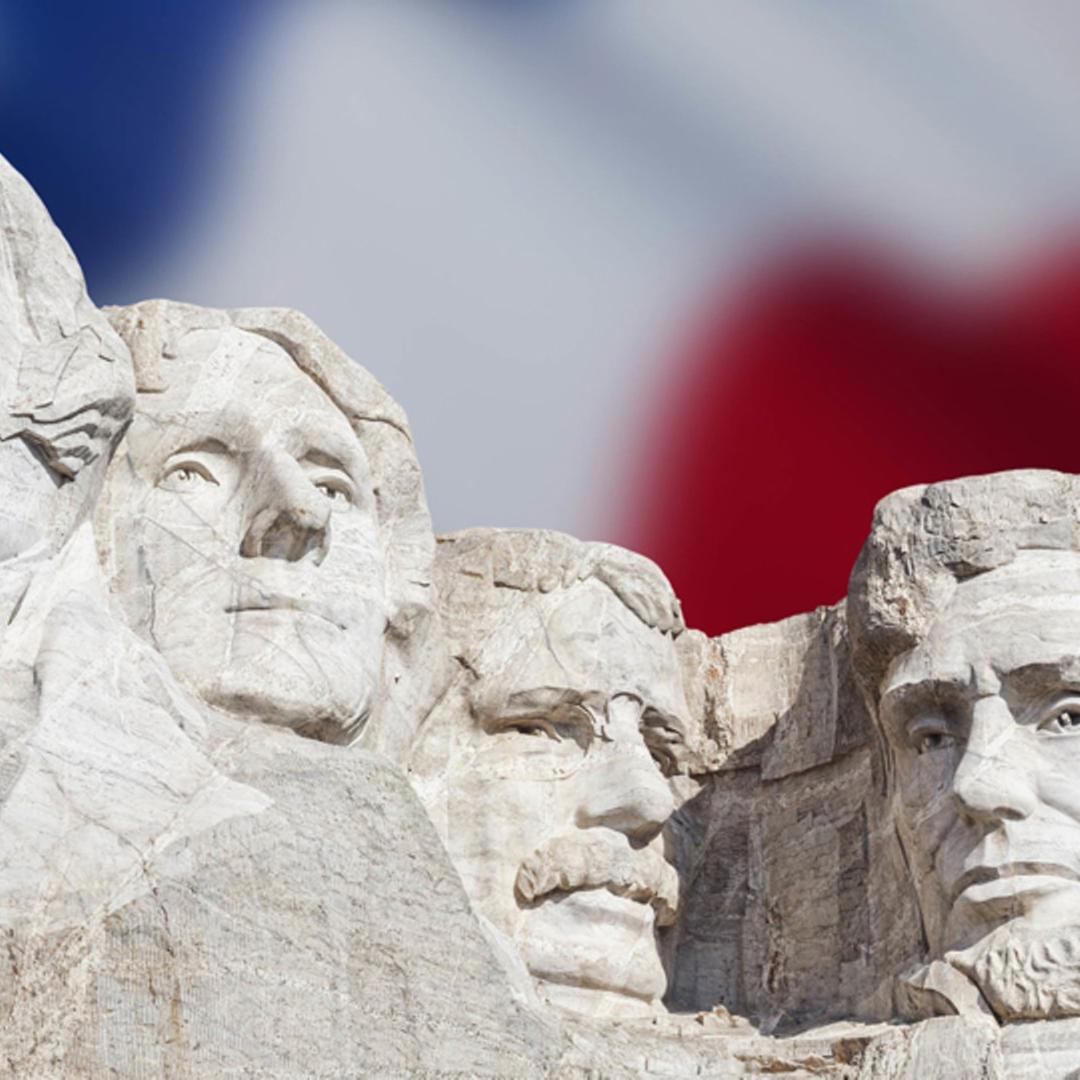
left=5, top=152, right=1080, bottom=1076
left=411, top=528, right=692, bottom=1020
left=669, top=606, right=923, bottom=1030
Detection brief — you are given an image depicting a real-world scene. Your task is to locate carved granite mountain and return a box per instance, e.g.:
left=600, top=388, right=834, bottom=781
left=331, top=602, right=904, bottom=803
left=2, top=151, right=1080, bottom=1077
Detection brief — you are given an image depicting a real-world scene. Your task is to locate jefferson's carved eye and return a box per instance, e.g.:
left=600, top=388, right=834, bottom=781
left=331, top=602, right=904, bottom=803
left=314, top=478, right=353, bottom=508
left=159, top=461, right=219, bottom=491
left=1038, top=703, right=1080, bottom=736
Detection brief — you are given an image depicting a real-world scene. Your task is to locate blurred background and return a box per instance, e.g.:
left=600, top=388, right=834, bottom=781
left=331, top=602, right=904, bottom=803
left=6, top=1, right=1080, bottom=634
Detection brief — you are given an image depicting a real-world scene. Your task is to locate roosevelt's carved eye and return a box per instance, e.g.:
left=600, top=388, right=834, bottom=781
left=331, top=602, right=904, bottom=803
left=1038, top=702, right=1080, bottom=736
left=493, top=704, right=594, bottom=751
left=641, top=710, right=683, bottom=777
left=505, top=718, right=557, bottom=739
left=158, top=461, right=219, bottom=492
left=914, top=730, right=958, bottom=755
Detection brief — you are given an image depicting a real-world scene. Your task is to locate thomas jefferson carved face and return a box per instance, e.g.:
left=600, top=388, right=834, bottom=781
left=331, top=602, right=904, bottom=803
left=879, top=550, right=1080, bottom=1018
left=414, top=579, right=688, bottom=1017
left=102, top=327, right=387, bottom=741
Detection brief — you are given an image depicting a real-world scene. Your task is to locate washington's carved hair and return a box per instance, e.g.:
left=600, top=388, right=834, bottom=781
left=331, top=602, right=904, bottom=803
left=0, top=155, right=133, bottom=482
left=847, top=468, right=1080, bottom=703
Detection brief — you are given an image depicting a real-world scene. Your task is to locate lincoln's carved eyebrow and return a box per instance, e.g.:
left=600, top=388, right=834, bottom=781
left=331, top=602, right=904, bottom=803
left=879, top=677, right=968, bottom=723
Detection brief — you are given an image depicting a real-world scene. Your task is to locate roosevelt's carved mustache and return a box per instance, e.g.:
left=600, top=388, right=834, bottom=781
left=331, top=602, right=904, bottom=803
left=514, top=829, right=678, bottom=927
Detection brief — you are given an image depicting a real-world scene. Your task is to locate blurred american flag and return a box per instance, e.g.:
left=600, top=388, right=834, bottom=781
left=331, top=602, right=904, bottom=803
left=7, top=1, right=1080, bottom=631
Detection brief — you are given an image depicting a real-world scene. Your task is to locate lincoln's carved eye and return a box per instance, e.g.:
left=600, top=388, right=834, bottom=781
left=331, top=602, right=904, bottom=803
left=159, top=461, right=219, bottom=491
left=914, top=730, right=957, bottom=755
left=1038, top=704, right=1080, bottom=736
left=906, top=718, right=958, bottom=756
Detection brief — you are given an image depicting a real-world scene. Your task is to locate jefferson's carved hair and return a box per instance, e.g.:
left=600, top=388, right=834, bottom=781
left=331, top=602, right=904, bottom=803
left=847, top=468, right=1080, bottom=703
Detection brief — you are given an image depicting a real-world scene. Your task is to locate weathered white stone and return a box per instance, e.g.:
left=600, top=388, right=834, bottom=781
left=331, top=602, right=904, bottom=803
left=410, top=528, right=694, bottom=1020
left=97, top=298, right=442, bottom=758
left=849, top=469, right=1080, bottom=1025
left=7, top=150, right=1080, bottom=1077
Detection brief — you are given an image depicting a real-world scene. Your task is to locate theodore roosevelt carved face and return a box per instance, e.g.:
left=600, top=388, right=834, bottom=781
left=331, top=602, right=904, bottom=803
left=850, top=472, right=1080, bottom=1021
left=99, top=322, right=388, bottom=742
left=411, top=531, right=689, bottom=1018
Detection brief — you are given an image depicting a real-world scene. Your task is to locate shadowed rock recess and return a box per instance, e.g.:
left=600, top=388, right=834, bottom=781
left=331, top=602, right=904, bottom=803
left=1, top=154, right=1078, bottom=1078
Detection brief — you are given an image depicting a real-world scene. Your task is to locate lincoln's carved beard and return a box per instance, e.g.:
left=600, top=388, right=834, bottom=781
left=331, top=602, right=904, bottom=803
left=943, top=922, right=1080, bottom=1021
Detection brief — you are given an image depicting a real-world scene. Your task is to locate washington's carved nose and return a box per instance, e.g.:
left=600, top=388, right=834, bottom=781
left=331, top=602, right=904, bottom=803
left=240, top=454, right=331, bottom=563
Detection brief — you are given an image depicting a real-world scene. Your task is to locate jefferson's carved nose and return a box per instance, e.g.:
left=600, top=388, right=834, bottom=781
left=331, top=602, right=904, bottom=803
left=240, top=452, right=330, bottom=563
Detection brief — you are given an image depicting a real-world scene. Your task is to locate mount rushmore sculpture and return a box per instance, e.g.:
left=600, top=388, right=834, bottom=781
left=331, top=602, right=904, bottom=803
left=2, top=153, right=1080, bottom=1077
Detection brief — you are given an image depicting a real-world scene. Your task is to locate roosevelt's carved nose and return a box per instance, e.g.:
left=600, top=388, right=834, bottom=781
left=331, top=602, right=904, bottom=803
left=952, top=695, right=1038, bottom=826
left=240, top=451, right=330, bottom=563
left=575, top=696, right=676, bottom=842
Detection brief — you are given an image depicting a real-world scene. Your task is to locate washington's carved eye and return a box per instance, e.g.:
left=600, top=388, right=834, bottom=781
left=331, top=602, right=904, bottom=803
left=314, top=478, right=353, bottom=507
left=159, top=461, right=219, bottom=491
left=1038, top=704, right=1080, bottom=736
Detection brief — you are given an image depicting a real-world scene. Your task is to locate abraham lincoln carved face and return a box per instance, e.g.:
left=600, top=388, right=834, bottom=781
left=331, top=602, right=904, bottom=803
left=850, top=471, right=1080, bottom=1022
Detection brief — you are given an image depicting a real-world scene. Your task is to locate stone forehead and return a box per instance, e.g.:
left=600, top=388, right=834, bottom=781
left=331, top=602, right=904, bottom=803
left=848, top=469, right=1080, bottom=698
left=138, top=326, right=358, bottom=431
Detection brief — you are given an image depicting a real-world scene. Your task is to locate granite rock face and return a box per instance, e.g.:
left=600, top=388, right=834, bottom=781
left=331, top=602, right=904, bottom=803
left=411, top=528, right=691, bottom=1020
left=4, top=152, right=1080, bottom=1077
left=668, top=606, right=922, bottom=1030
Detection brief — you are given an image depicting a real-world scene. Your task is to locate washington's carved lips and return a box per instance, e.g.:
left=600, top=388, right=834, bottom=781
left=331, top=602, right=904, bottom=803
left=951, top=862, right=1080, bottom=907
left=514, top=829, right=678, bottom=926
